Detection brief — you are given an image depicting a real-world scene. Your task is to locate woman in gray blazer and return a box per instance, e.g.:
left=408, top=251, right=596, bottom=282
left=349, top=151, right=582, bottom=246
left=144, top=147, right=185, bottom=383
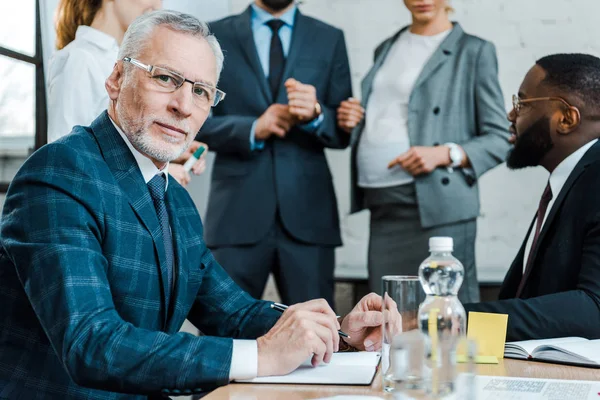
left=337, top=0, right=510, bottom=303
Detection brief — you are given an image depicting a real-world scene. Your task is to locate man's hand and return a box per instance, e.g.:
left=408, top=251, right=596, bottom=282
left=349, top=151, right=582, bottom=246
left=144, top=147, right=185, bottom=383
left=340, top=293, right=402, bottom=351
left=388, top=146, right=451, bottom=176
left=337, top=97, right=364, bottom=134
left=257, top=299, right=340, bottom=377
left=285, top=78, right=319, bottom=122
left=173, top=141, right=208, bottom=175
left=169, top=164, right=191, bottom=187
left=255, top=104, right=297, bottom=140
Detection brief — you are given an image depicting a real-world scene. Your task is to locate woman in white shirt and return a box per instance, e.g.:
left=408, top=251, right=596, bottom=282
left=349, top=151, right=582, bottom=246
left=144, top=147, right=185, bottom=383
left=47, top=0, right=207, bottom=185
left=337, top=0, right=510, bottom=303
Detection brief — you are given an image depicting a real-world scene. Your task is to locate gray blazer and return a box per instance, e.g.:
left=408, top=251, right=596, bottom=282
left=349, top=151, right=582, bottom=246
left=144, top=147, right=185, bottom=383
left=350, top=23, right=511, bottom=228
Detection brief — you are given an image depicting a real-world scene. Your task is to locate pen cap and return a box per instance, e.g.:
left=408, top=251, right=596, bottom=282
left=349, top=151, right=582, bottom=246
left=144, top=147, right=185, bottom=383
left=192, top=146, right=206, bottom=159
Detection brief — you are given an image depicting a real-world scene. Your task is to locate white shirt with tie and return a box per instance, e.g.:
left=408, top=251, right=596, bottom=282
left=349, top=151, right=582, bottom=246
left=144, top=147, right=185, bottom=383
left=523, top=138, right=598, bottom=273
left=110, top=117, right=257, bottom=380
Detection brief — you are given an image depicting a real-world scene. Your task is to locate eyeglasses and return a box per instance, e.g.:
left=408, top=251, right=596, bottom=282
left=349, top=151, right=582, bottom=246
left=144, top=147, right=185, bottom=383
left=512, top=94, right=572, bottom=115
left=123, top=57, right=226, bottom=109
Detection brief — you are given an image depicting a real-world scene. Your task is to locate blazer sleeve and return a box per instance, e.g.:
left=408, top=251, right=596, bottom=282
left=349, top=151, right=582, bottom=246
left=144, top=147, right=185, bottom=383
left=464, top=216, right=600, bottom=341
left=187, top=251, right=280, bottom=340
left=310, top=30, right=352, bottom=150
left=0, top=144, right=272, bottom=395
left=196, top=114, right=256, bottom=158
left=460, top=41, right=511, bottom=179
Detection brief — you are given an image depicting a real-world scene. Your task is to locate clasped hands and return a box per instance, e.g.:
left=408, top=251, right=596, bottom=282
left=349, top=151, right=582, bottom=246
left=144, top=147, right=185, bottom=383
left=256, top=293, right=402, bottom=377
left=337, top=98, right=452, bottom=175
left=254, top=78, right=320, bottom=141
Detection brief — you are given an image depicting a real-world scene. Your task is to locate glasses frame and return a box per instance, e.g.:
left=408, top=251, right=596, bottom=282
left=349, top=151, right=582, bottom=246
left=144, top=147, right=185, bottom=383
left=122, top=57, right=226, bottom=108
left=512, top=94, right=574, bottom=116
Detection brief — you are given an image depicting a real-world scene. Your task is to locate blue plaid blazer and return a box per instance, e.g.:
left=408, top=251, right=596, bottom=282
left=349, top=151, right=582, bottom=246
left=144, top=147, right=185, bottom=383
left=0, top=112, right=280, bottom=399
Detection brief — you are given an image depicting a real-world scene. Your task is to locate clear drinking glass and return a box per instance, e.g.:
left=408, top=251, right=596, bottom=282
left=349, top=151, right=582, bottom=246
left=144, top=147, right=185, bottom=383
left=381, top=275, right=427, bottom=393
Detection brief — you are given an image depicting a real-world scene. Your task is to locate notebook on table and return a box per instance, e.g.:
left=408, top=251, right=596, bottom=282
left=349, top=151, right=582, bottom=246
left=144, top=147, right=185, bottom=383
left=504, top=337, right=600, bottom=368
left=235, top=352, right=381, bottom=385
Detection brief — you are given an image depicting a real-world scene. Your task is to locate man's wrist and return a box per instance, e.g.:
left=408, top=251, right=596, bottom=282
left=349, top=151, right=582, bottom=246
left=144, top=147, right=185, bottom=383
left=306, top=101, right=322, bottom=122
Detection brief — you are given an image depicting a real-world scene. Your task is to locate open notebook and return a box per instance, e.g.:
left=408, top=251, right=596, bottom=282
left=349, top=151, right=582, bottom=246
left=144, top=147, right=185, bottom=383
left=504, top=337, right=600, bottom=368
left=235, top=352, right=381, bottom=385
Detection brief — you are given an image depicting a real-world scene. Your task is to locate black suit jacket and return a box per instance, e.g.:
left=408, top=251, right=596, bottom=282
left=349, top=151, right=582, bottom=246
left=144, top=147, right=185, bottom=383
left=197, top=7, right=352, bottom=247
left=466, top=140, right=600, bottom=341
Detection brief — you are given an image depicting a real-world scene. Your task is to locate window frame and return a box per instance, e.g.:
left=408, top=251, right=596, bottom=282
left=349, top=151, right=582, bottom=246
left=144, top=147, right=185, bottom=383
left=0, top=0, right=47, bottom=193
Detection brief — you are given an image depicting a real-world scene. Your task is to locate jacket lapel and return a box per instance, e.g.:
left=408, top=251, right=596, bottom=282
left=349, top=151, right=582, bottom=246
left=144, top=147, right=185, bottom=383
left=277, top=10, right=310, bottom=102
left=518, top=140, right=600, bottom=296
left=90, top=112, right=171, bottom=324
left=235, top=6, right=272, bottom=104
left=411, top=23, right=464, bottom=92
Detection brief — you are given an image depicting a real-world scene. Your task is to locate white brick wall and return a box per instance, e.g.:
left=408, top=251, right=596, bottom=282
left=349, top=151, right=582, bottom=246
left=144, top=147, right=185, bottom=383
left=224, top=0, right=600, bottom=278
left=27, top=0, right=600, bottom=279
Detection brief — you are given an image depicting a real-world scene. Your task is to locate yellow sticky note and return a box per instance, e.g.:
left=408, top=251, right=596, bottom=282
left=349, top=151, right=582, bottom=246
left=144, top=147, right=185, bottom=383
left=456, top=354, right=498, bottom=364
left=466, top=312, right=508, bottom=359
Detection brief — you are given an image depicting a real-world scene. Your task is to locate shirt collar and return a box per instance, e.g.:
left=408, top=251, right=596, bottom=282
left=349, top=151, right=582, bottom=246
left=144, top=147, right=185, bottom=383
left=251, top=3, right=297, bottom=28
left=549, top=138, right=598, bottom=198
left=75, top=25, right=119, bottom=52
left=109, top=116, right=169, bottom=190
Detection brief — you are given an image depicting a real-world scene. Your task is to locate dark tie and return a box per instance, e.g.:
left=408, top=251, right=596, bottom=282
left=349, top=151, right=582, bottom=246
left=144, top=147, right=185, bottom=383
left=266, top=19, right=286, bottom=100
left=147, top=174, right=174, bottom=303
left=517, top=182, right=553, bottom=296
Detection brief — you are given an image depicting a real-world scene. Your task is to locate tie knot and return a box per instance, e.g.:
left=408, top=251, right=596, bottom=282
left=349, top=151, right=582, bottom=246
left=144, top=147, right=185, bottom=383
left=266, top=19, right=285, bottom=33
left=148, top=174, right=167, bottom=201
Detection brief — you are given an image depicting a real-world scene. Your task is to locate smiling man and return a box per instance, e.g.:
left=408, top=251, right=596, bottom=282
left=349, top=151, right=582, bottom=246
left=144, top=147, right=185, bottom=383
left=0, top=10, right=386, bottom=399
left=464, top=53, right=600, bottom=341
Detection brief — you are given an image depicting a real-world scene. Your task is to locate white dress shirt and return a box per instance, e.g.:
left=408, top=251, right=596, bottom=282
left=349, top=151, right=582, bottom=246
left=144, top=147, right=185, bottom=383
left=47, top=26, right=119, bottom=143
left=357, top=28, right=451, bottom=188
left=523, top=139, right=599, bottom=273
left=109, top=117, right=258, bottom=380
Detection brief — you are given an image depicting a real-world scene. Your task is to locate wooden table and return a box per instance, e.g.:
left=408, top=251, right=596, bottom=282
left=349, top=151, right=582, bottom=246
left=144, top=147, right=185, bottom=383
left=205, top=359, right=600, bottom=399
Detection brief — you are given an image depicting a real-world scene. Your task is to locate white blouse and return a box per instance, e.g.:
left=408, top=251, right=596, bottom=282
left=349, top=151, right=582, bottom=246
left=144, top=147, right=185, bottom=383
left=47, top=26, right=119, bottom=143
left=357, top=28, right=451, bottom=188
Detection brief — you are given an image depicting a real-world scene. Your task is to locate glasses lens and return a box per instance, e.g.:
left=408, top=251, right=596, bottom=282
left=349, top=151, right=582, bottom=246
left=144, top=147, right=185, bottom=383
left=192, top=83, right=214, bottom=108
left=150, top=67, right=182, bottom=91
left=212, top=90, right=225, bottom=107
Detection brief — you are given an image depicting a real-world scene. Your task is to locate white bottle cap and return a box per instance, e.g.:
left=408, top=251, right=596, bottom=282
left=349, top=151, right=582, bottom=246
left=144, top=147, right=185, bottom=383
left=429, top=236, right=453, bottom=252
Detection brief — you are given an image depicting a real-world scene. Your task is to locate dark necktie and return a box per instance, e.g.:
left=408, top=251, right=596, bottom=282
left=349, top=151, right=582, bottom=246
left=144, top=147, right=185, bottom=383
left=147, top=174, right=174, bottom=303
left=517, top=182, right=553, bottom=296
left=266, top=19, right=286, bottom=100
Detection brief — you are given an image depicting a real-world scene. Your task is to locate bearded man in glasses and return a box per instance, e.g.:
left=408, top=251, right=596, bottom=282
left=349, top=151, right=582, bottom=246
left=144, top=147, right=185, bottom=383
left=0, top=10, right=388, bottom=400
left=464, top=53, right=600, bottom=342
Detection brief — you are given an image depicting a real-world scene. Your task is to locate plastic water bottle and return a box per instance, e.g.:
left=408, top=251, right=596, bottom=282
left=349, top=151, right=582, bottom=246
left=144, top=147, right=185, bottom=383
left=417, top=237, right=467, bottom=397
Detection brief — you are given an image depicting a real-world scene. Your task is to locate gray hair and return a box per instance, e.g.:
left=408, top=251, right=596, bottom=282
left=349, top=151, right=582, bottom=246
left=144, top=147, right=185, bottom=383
left=118, top=10, right=224, bottom=81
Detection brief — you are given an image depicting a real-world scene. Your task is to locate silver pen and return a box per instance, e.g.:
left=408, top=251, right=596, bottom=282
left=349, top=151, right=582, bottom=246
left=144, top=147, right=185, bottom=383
left=270, top=302, right=350, bottom=338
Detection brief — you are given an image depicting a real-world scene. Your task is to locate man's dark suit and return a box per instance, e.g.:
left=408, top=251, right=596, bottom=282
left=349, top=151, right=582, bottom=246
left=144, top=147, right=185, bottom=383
left=197, top=6, right=352, bottom=305
left=0, top=112, right=279, bottom=399
left=466, top=140, right=600, bottom=341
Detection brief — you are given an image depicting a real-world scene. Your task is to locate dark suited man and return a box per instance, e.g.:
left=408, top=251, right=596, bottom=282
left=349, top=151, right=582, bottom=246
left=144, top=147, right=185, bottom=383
left=465, top=54, right=600, bottom=341
left=0, top=10, right=386, bottom=399
left=197, top=0, right=352, bottom=307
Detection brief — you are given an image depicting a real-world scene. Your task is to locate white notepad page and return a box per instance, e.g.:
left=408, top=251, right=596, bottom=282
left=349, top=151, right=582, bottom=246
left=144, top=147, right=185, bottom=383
left=235, top=352, right=381, bottom=385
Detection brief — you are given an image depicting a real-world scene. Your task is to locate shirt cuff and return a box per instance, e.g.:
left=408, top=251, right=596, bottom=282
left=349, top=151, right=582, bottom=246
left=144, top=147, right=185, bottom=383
left=250, top=120, right=265, bottom=151
left=229, top=339, right=258, bottom=380
left=299, top=112, right=324, bottom=134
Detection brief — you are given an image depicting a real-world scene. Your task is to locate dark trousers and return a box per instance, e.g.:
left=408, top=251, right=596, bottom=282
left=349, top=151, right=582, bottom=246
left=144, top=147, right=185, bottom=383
left=211, top=214, right=336, bottom=308
left=364, top=184, right=480, bottom=304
